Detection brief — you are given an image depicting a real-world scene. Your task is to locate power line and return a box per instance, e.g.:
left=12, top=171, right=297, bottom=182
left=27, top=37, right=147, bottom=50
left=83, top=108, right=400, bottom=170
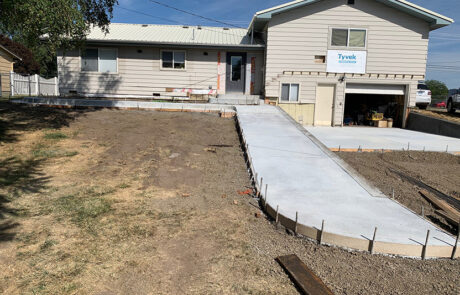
left=116, top=5, right=254, bottom=40
left=148, top=0, right=246, bottom=29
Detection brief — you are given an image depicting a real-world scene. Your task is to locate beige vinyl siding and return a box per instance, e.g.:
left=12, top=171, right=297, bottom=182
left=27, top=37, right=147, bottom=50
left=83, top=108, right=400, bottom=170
left=59, top=47, right=220, bottom=95
left=58, top=47, right=264, bottom=96
left=265, top=0, right=430, bottom=99
left=0, top=49, right=14, bottom=95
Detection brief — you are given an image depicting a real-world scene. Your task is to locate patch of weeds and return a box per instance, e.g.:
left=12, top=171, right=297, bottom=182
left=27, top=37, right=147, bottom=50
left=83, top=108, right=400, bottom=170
left=40, top=239, right=58, bottom=252
left=62, top=282, right=79, bottom=293
left=16, top=232, right=39, bottom=246
left=43, top=131, right=68, bottom=140
left=118, top=183, right=130, bottom=189
left=31, top=144, right=78, bottom=159
left=55, top=192, right=112, bottom=233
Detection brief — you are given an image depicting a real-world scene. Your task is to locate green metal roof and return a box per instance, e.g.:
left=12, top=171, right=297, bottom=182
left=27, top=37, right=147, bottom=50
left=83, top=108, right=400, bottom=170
left=249, top=0, right=454, bottom=32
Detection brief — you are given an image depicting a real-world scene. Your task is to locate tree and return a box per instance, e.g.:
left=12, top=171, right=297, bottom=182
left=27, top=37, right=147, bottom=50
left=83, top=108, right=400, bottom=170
left=425, top=80, right=449, bottom=97
left=0, top=35, right=40, bottom=75
left=0, top=0, right=118, bottom=76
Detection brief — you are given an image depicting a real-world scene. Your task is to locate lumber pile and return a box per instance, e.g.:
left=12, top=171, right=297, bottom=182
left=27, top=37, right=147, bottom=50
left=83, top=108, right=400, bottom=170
left=276, top=254, right=334, bottom=295
left=419, top=190, right=460, bottom=227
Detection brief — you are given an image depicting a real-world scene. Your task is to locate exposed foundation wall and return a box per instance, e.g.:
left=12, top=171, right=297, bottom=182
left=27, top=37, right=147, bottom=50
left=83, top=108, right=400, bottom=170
left=58, top=46, right=264, bottom=97
left=278, top=103, right=315, bottom=125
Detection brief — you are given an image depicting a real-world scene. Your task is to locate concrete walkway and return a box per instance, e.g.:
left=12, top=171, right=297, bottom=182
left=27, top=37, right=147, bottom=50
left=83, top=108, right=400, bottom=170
left=305, top=126, right=460, bottom=152
left=236, top=105, right=455, bottom=248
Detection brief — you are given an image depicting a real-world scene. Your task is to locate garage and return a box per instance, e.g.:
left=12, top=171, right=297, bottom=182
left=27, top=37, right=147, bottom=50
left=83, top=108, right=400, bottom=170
left=343, top=83, right=406, bottom=128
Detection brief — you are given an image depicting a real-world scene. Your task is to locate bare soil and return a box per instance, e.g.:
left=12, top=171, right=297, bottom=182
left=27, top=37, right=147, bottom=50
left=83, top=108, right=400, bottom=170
left=0, top=102, right=459, bottom=295
left=338, top=151, right=460, bottom=233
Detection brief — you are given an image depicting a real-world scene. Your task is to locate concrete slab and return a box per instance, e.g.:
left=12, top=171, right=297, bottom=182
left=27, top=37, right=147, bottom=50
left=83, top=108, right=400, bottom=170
left=305, top=126, right=460, bottom=152
left=236, top=105, right=455, bottom=249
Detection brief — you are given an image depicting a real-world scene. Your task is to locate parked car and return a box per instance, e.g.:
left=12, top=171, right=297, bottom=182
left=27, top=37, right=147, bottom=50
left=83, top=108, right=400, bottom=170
left=435, top=101, right=446, bottom=108
left=415, top=83, right=432, bottom=109
left=447, top=89, right=460, bottom=113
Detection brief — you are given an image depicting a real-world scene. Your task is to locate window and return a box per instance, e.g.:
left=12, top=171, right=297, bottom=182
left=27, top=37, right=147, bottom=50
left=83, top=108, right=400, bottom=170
left=162, top=51, right=186, bottom=69
left=81, top=48, right=117, bottom=72
left=281, top=83, right=299, bottom=102
left=231, top=56, right=243, bottom=81
left=331, top=28, right=366, bottom=48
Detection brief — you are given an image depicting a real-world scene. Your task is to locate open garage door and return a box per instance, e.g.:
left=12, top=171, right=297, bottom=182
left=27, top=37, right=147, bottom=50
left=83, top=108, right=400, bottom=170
left=343, top=84, right=406, bottom=127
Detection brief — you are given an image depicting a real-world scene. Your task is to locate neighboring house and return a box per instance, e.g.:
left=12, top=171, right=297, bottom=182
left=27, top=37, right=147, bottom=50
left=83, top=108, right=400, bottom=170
left=0, top=45, right=21, bottom=97
left=57, top=0, right=453, bottom=127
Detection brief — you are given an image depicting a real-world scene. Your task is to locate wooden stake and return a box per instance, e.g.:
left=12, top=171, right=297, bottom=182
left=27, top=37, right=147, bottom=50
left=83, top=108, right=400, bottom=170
left=422, top=230, right=430, bottom=260
left=407, top=142, right=410, bottom=151
left=295, top=212, right=299, bottom=235
left=338, top=145, right=341, bottom=152
left=392, top=188, right=395, bottom=199
left=255, top=172, right=258, bottom=187
left=259, top=177, right=263, bottom=198
left=319, top=220, right=325, bottom=244
left=421, top=205, right=424, bottom=217
left=451, top=220, right=459, bottom=260
left=264, top=184, right=268, bottom=210
left=446, top=145, right=449, bottom=153
left=276, top=205, right=279, bottom=224
left=370, top=227, right=378, bottom=254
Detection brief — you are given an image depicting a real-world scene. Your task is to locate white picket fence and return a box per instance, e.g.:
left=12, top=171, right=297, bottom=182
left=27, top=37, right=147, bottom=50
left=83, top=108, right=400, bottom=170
left=10, top=72, right=59, bottom=96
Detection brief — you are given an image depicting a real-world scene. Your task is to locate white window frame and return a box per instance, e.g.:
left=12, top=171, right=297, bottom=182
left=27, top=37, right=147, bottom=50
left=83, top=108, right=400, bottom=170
left=329, top=28, right=367, bottom=49
left=279, top=83, right=300, bottom=103
left=160, top=50, right=187, bottom=71
left=80, top=48, right=118, bottom=73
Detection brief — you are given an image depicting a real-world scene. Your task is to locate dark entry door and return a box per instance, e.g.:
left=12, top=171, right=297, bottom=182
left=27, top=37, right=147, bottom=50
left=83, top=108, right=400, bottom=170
left=226, top=52, right=246, bottom=93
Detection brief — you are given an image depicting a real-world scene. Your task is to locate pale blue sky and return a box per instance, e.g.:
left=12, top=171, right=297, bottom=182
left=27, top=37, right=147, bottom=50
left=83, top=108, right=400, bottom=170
left=113, top=0, right=460, bottom=88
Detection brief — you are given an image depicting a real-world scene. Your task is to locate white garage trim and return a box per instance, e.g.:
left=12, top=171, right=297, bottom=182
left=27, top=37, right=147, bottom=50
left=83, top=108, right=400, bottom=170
left=345, top=84, right=405, bottom=95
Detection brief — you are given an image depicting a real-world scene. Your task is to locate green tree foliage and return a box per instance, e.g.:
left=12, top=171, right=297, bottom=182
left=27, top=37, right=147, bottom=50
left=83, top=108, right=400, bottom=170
left=0, top=0, right=118, bottom=76
left=0, top=35, right=41, bottom=75
left=425, top=80, right=449, bottom=97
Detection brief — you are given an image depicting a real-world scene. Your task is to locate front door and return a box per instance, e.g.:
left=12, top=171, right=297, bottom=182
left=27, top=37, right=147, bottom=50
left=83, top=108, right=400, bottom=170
left=226, top=52, right=246, bottom=93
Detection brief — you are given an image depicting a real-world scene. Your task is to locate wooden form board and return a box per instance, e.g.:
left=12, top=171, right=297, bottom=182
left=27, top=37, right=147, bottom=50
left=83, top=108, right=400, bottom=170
left=276, top=254, right=334, bottom=295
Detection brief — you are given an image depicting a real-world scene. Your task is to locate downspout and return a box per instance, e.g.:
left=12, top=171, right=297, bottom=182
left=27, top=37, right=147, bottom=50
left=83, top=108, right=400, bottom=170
left=251, top=23, right=254, bottom=45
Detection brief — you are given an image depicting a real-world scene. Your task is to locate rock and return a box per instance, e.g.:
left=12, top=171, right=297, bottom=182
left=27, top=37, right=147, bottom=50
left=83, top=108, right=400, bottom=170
left=182, top=193, right=191, bottom=198
left=255, top=211, right=262, bottom=218
left=233, top=200, right=238, bottom=205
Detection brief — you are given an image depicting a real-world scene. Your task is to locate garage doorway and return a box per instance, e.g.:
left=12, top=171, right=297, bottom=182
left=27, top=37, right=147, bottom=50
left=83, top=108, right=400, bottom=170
left=314, top=84, right=335, bottom=126
left=343, top=84, right=406, bottom=128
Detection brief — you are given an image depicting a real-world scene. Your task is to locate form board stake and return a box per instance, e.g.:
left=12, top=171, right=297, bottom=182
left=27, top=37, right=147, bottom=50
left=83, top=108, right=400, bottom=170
left=422, top=230, right=430, bottom=260
left=370, top=227, right=378, bottom=254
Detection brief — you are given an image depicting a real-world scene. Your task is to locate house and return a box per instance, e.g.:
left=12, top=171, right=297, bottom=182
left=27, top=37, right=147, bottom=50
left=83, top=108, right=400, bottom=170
left=57, top=0, right=453, bottom=127
left=0, top=45, right=22, bottom=97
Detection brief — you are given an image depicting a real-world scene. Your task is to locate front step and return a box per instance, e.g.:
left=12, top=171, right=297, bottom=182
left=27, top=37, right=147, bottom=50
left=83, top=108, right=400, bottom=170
left=210, top=94, right=262, bottom=105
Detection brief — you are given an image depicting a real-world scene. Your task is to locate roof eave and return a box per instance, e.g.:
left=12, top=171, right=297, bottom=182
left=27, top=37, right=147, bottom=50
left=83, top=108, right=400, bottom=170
left=249, top=0, right=453, bottom=32
left=0, top=45, right=22, bottom=61
left=85, top=39, right=266, bottom=49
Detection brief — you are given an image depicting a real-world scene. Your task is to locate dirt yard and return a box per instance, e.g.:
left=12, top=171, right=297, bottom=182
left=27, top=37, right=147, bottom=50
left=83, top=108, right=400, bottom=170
left=338, top=151, right=460, bottom=233
left=1, top=102, right=459, bottom=295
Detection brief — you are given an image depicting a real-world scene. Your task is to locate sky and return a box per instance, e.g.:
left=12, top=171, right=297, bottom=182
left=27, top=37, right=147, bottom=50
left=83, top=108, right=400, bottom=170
left=113, top=0, right=460, bottom=89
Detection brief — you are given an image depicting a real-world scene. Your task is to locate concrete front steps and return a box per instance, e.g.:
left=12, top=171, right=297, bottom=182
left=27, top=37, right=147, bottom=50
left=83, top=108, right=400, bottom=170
left=210, top=94, right=262, bottom=105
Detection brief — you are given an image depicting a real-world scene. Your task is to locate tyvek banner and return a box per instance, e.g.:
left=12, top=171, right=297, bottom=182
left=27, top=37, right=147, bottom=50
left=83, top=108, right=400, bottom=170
left=327, top=50, right=367, bottom=74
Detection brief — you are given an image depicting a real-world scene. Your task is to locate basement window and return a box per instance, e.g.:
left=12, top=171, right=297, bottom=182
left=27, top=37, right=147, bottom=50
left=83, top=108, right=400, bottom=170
left=161, top=50, right=186, bottom=69
left=281, top=83, right=299, bottom=102
left=331, top=28, right=366, bottom=48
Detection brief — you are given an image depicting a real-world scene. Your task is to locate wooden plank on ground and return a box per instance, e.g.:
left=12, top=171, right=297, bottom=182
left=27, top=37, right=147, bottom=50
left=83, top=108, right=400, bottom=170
left=276, top=254, right=334, bottom=295
left=435, top=210, right=460, bottom=227
left=419, top=190, right=460, bottom=219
